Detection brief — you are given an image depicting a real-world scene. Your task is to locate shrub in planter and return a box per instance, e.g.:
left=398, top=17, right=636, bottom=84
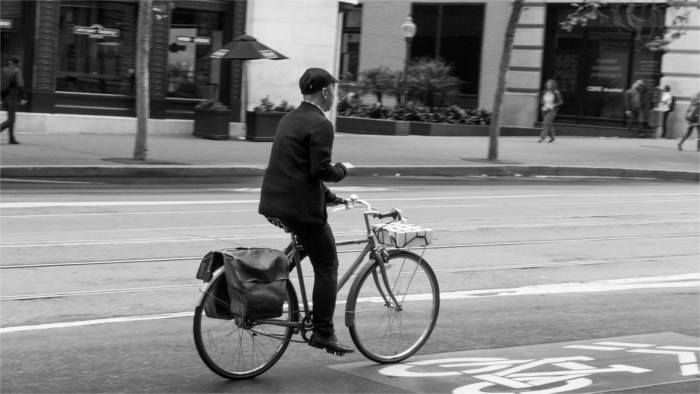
left=246, top=97, right=295, bottom=142
left=337, top=101, right=491, bottom=125
left=193, top=100, right=232, bottom=140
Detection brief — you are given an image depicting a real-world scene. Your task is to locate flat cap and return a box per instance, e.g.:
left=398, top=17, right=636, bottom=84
left=299, top=68, right=338, bottom=95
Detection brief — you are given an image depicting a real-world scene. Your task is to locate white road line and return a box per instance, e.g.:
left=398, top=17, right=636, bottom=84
left=0, top=178, right=95, bottom=184
left=2, top=273, right=698, bottom=334
left=0, top=200, right=258, bottom=208
left=565, top=345, right=625, bottom=351
left=0, top=312, right=192, bottom=333
left=596, top=342, right=654, bottom=348
left=1, top=192, right=697, bottom=209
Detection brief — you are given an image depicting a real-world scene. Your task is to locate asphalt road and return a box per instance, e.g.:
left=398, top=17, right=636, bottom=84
left=1, top=176, right=698, bottom=393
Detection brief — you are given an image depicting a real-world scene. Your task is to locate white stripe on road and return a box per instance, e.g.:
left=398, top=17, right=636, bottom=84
left=0, top=178, right=95, bottom=184
left=0, top=312, right=192, bottom=333
left=0, top=200, right=258, bottom=208
left=2, top=273, right=698, bottom=334
left=1, top=192, right=697, bottom=209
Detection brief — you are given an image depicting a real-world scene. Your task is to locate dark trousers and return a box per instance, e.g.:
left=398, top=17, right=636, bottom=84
left=627, top=108, right=645, bottom=137
left=0, top=99, right=18, bottom=142
left=279, top=218, right=338, bottom=337
left=679, top=125, right=699, bottom=150
left=661, top=111, right=670, bottom=138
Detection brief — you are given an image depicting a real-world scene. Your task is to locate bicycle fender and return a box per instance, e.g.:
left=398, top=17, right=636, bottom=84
left=344, top=249, right=423, bottom=328
left=195, top=267, right=225, bottom=307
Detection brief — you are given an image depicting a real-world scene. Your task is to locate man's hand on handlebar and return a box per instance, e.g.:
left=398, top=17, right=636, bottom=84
left=332, top=196, right=348, bottom=206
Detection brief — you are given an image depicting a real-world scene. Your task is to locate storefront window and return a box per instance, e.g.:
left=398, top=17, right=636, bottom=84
left=167, top=9, right=223, bottom=99
left=56, top=1, right=137, bottom=95
left=0, top=1, right=27, bottom=65
left=412, top=4, right=484, bottom=97
left=544, top=5, right=663, bottom=122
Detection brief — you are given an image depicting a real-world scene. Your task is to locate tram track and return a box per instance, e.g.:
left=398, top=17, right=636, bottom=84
left=1, top=232, right=698, bottom=270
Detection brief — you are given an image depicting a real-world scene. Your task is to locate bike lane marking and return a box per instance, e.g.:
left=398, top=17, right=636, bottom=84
left=328, top=332, right=699, bottom=394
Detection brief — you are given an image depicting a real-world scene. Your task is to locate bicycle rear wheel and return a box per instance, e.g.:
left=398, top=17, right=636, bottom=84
left=193, top=270, right=299, bottom=379
left=346, top=250, right=439, bottom=363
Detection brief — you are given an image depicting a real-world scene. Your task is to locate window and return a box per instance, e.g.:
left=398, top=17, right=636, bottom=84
left=411, top=4, right=484, bottom=97
left=339, top=7, right=362, bottom=81
left=543, top=4, right=663, bottom=122
left=0, top=1, right=28, bottom=66
left=56, top=1, right=137, bottom=95
left=167, top=9, right=223, bottom=99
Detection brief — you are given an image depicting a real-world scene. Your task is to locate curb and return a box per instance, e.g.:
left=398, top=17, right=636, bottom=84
left=1, top=165, right=698, bottom=182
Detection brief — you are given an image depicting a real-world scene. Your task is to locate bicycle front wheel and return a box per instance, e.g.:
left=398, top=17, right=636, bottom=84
left=193, top=270, right=299, bottom=380
left=346, top=250, right=439, bottom=363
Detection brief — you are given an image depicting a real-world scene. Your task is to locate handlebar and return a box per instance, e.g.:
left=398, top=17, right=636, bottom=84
left=332, top=194, right=404, bottom=222
left=376, top=209, right=401, bottom=220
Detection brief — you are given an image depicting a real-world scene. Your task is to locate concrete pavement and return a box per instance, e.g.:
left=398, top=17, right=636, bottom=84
left=0, top=132, right=698, bottom=181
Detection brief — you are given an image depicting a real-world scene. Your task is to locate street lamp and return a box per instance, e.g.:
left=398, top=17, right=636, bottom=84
left=401, top=15, right=416, bottom=104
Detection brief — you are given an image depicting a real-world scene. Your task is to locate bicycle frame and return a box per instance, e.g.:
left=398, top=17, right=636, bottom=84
left=256, top=199, right=403, bottom=328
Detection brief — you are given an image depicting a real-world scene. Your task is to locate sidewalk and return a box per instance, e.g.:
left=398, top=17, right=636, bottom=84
left=0, top=132, right=698, bottom=181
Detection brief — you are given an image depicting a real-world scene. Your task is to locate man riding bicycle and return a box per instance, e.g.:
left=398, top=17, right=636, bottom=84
left=258, top=67, right=354, bottom=355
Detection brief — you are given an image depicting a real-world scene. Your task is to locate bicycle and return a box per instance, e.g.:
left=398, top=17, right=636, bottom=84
left=193, top=194, right=440, bottom=380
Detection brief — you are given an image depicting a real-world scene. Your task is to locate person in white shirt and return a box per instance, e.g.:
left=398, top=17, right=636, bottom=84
left=657, top=85, right=674, bottom=138
left=539, top=79, right=564, bottom=143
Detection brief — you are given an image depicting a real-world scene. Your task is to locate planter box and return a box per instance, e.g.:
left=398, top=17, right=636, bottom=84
left=337, top=116, right=409, bottom=136
left=410, top=122, right=489, bottom=136
left=193, top=108, right=232, bottom=140
left=246, top=111, right=286, bottom=142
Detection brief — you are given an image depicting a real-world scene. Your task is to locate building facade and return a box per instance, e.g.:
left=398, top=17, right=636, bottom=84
left=0, top=0, right=343, bottom=134
left=2, top=0, right=698, bottom=137
left=357, top=0, right=700, bottom=137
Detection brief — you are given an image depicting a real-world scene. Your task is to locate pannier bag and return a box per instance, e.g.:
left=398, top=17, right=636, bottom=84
left=372, top=222, right=434, bottom=248
left=197, top=251, right=235, bottom=319
left=196, top=248, right=289, bottom=320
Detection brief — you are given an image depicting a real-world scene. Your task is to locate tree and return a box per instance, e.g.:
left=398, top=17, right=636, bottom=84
left=405, top=57, right=461, bottom=107
left=357, top=67, right=397, bottom=104
left=488, top=0, right=524, bottom=161
left=560, top=0, right=698, bottom=52
left=133, top=0, right=153, bottom=161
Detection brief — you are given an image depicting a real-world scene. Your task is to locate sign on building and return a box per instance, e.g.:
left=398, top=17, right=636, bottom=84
left=73, top=25, right=120, bottom=39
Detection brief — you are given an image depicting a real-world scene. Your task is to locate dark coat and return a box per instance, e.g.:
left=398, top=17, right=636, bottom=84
left=259, top=101, right=347, bottom=225
left=1, top=65, right=24, bottom=102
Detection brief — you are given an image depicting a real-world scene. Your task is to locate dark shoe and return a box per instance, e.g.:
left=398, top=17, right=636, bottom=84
left=678, top=143, right=683, bottom=151
left=537, top=139, right=543, bottom=143
left=308, top=333, right=354, bottom=356
left=9, top=140, right=18, bottom=145
left=548, top=138, right=555, bottom=143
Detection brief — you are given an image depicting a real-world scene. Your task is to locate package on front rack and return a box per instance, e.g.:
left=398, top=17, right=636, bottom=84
left=372, top=222, right=434, bottom=248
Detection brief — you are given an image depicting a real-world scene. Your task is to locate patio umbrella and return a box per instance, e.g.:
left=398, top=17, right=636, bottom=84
left=208, top=34, right=289, bottom=126
left=209, top=34, right=288, bottom=60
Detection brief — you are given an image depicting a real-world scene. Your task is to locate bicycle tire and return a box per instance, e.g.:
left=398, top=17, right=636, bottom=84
left=346, top=250, right=439, bottom=363
left=193, top=269, right=299, bottom=380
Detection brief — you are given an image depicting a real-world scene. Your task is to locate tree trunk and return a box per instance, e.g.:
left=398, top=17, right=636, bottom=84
left=487, top=0, right=524, bottom=161
left=133, top=0, right=153, bottom=161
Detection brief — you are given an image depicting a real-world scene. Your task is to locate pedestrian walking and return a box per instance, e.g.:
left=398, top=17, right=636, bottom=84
left=678, top=92, right=699, bottom=151
left=259, top=67, right=354, bottom=355
left=0, top=56, right=26, bottom=144
left=538, top=79, right=563, bottom=143
left=657, top=85, right=675, bottom=138
left=624, top=80, right=647, bottom=138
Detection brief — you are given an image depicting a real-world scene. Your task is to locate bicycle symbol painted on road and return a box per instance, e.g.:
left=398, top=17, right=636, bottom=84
left=379, top=356, right=649, bottom=394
